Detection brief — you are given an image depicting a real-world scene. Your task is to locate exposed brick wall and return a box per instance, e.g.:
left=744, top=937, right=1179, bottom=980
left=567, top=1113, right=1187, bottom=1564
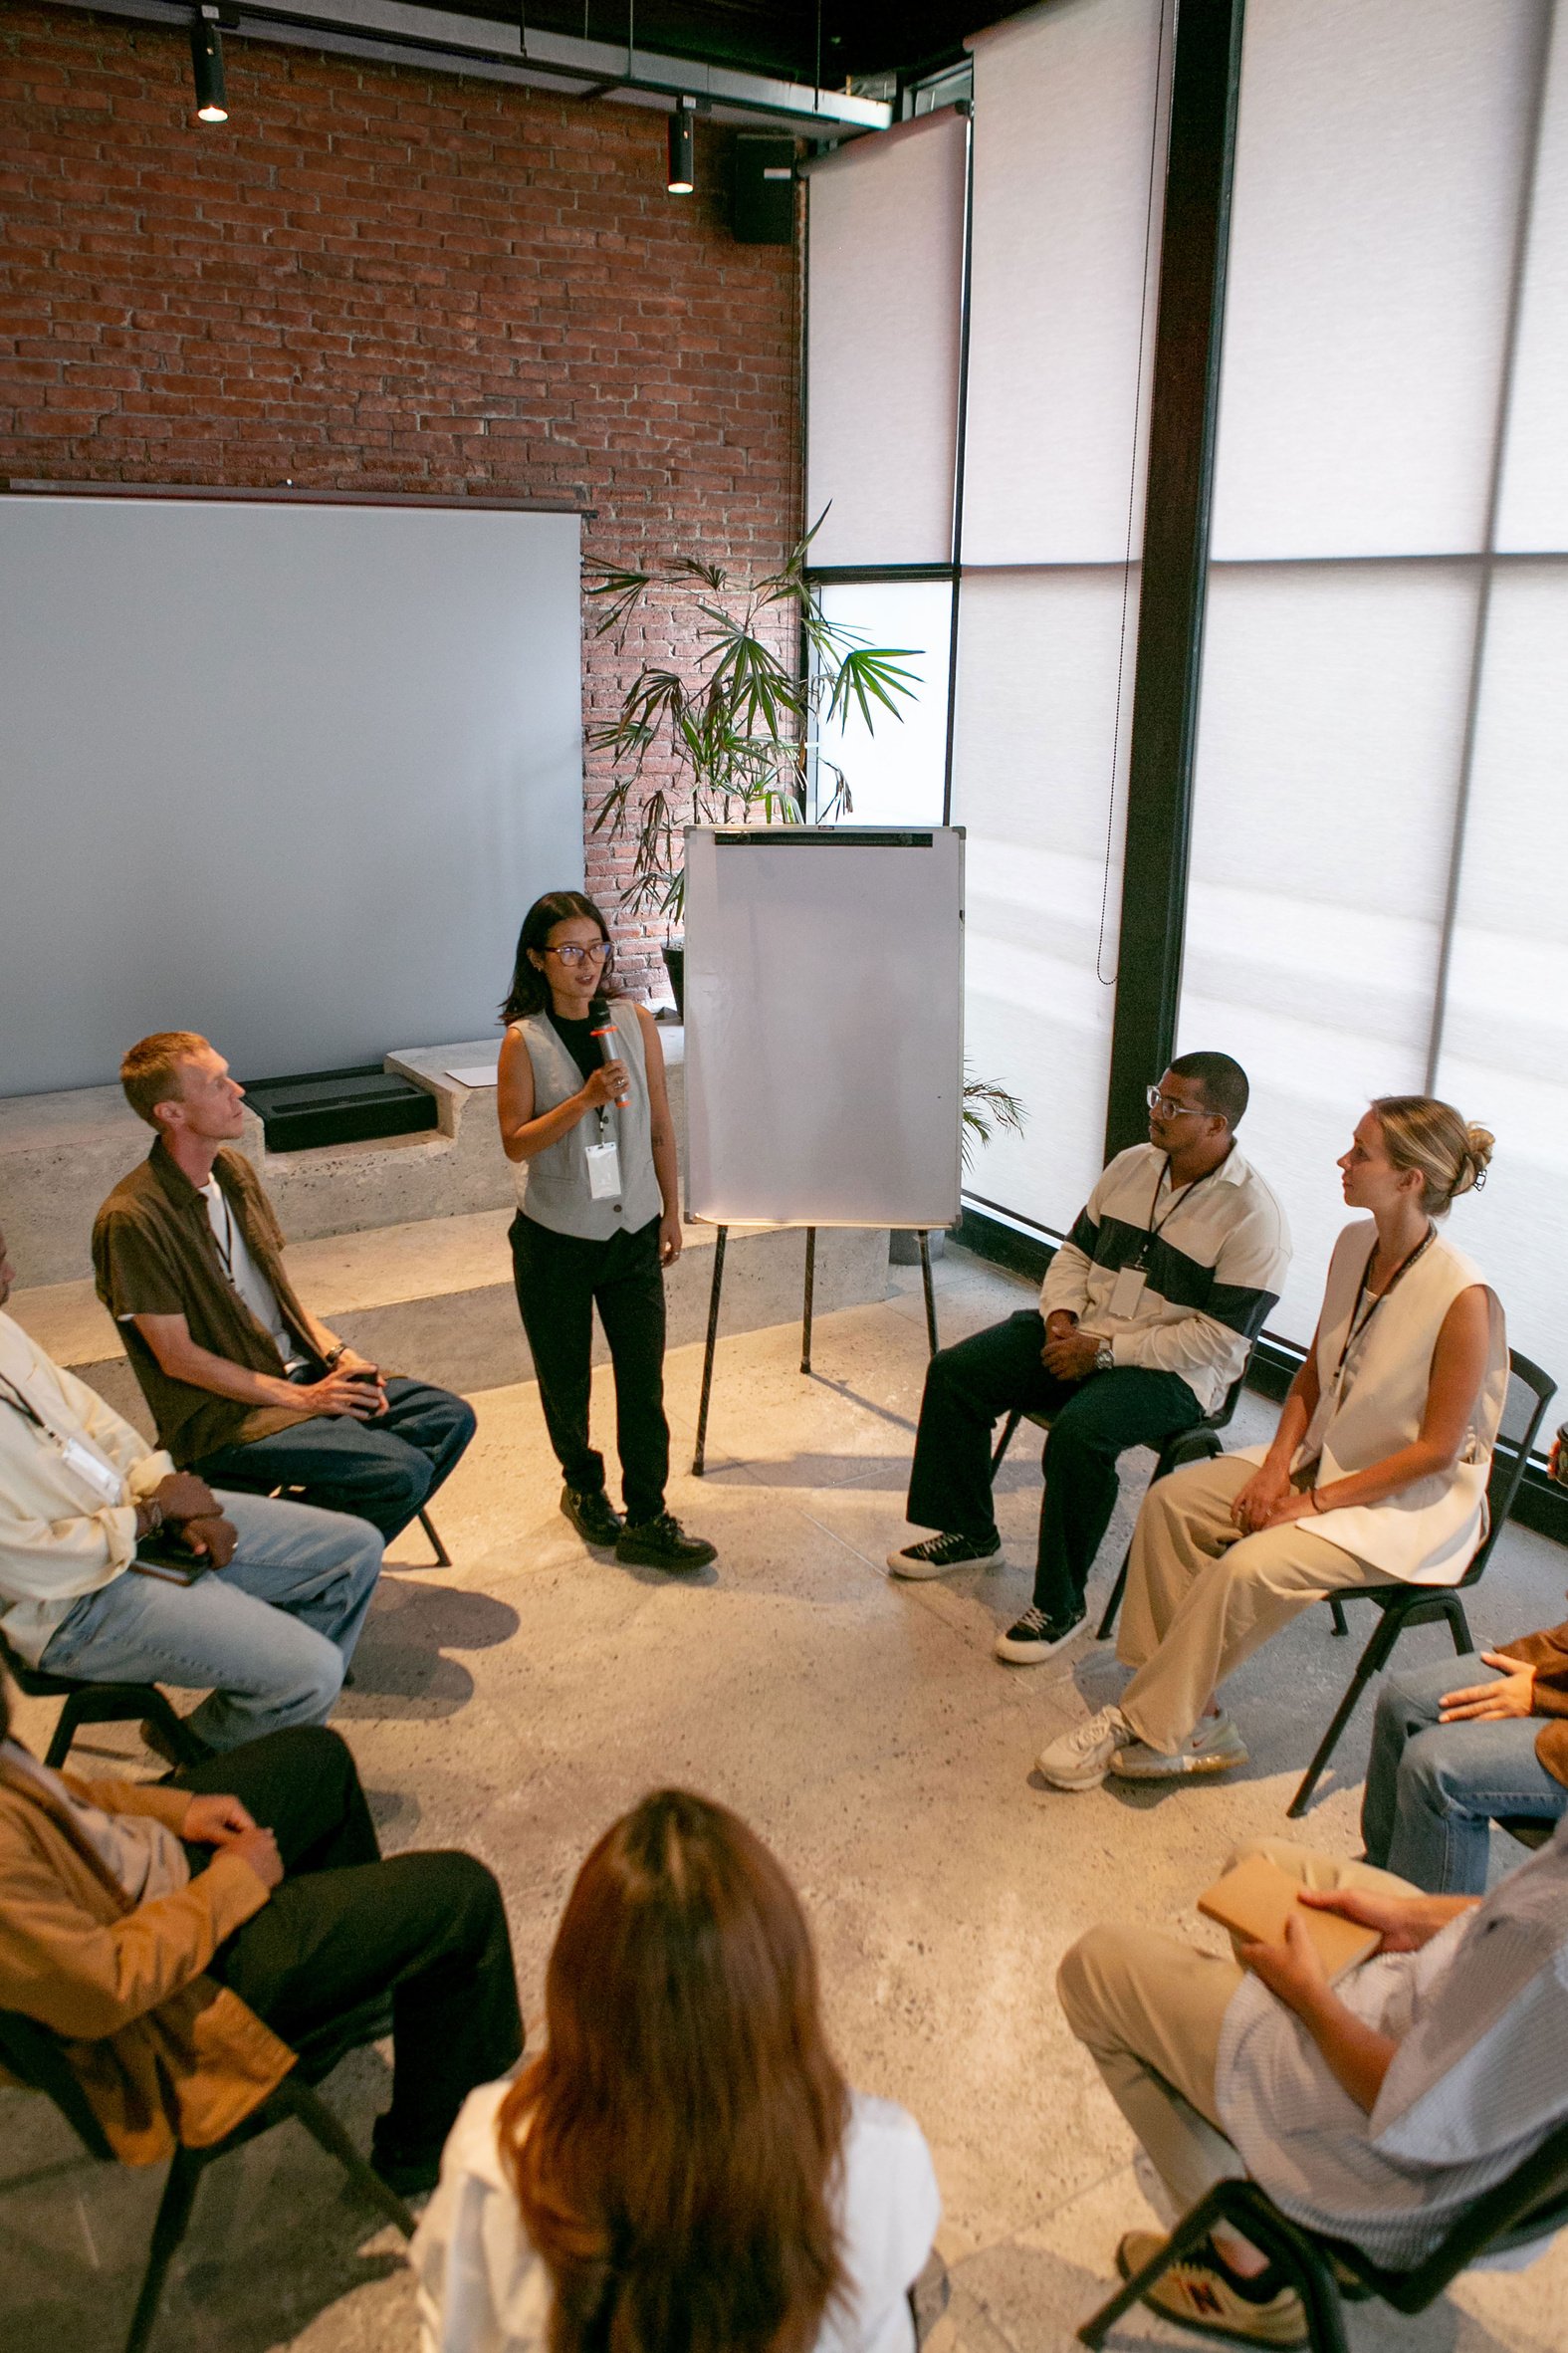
left=0, top=5, right=801, bottom=1002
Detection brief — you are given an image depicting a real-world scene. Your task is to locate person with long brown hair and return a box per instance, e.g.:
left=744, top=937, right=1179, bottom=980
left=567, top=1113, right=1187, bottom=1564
left=412, top=1788, right=940, bottom=2353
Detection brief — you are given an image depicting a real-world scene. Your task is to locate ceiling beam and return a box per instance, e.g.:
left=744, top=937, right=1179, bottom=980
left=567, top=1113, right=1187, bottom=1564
left=35, top=0, right=891, bottom=129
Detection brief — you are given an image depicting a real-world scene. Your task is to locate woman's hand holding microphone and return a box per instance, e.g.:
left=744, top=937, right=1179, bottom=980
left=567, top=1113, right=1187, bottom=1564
left=579, top=1061, right=630, bottom=1109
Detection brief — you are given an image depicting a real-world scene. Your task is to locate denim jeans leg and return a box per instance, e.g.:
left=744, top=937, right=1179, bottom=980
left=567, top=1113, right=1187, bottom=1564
left=1385, top=1716, right=1565, bottom=1895
left=40, top=1492, right=383, bottom=1751
left=1361, top=1653, right=1472, bottom=1868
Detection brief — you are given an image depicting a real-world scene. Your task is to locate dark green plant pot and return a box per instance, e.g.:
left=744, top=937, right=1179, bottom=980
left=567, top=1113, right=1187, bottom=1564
left=662, top=942, right=685, bottom=1019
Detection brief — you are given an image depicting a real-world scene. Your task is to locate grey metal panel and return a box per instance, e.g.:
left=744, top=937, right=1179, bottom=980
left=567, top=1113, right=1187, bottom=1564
left=683, top=826, right=965, bottom=1228
left=0, top=495, right=583, bottom=1095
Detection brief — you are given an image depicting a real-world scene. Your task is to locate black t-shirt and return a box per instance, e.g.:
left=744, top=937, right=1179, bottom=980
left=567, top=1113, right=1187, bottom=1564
left=547, top=1007, right=602, bottom=1087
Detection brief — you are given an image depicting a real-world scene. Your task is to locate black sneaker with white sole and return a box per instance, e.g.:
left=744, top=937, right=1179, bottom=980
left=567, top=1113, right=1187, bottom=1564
left=994, top=1603, right=1085, bottom=1663
left=560, top=1486, right=624, bottom=1547
left=616, top=1513, right=718, bottom=1571
left=886, top=1529, right=1002, bottom=1580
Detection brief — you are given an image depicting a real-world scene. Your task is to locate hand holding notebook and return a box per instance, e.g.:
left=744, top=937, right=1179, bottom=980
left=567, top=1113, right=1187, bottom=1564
left=1199, top=1853, right=1383, bottom=1985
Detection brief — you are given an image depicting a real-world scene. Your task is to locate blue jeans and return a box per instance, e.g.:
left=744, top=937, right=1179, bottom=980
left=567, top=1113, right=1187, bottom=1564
left=40, top=1492, right=382, bottom=1751
left=1361, top=1652, right=1565, bottom=1894
left=193, top=1376, right=476, bottom=1542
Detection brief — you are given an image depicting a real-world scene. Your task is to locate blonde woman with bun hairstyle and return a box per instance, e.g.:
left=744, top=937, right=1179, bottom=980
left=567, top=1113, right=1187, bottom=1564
left=1035, top=1095, right=1508, bottom=1790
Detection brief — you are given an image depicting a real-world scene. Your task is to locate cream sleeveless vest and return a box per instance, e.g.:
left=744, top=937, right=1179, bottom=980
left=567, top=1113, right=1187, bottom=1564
left=1238, top=1219, right=1507, bottom=1584
left=509, top=1000, right=662, bottom=1242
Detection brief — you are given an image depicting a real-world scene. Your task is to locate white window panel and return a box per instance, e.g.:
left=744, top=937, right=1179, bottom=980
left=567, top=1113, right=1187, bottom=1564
left=1211, top=0, right=1537, bottom=561
left=811, top=579, right=952, bottom=827
left=950, top=569, right=1133, bottom=1228
left=1179, top=564, right=1478, bottom=1346
left=805, top=110, right=968, bottom=568
left=1496, top=5, right=1568, bottom=552
left=963, top=0, right=1170, bottom=566
left=1435, top=565, right=1568, bottom=1382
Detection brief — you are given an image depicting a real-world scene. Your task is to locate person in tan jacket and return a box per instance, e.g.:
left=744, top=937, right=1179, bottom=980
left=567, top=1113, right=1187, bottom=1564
left=1361, top=1605, right=1568, bottom=1893
left=0, top=1680, right=522, bottom=2191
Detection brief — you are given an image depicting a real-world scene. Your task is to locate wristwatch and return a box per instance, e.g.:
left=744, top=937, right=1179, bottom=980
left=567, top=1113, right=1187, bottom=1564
left=1094, top=1342, right=1116, bottom=1374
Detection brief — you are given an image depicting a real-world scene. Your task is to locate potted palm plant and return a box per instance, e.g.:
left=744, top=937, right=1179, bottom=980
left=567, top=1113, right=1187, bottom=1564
left=584, top=517, right=919, bottom=1009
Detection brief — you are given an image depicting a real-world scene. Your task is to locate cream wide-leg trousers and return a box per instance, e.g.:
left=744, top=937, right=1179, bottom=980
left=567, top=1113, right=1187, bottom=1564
left=1114, top=1454, right=1391, bottom=1755
left=1056, top=1839, right=1417, bottom=2218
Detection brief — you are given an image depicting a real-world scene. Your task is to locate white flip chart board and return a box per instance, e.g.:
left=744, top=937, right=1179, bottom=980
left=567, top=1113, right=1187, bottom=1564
left=683, top=826, right=965, bottom=1228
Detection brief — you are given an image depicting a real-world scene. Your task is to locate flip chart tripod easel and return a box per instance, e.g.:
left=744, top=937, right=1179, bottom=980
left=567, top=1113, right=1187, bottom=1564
left=690, top=1225, right=941, bottom=1476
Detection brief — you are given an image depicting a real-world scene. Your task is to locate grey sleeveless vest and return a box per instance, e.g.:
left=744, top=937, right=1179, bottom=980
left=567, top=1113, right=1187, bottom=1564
left=510, top=999, right=663, bottom=1241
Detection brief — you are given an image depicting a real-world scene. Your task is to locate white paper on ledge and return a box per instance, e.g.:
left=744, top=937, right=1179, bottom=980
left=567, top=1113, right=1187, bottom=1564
left=446, top=1062, right=499, bottom=1087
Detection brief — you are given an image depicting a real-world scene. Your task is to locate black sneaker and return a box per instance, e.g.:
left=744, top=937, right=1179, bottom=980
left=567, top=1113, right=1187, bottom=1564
left=560, top=1486, right=624, bottom=1547
left=616, top=1513, right=718, bottom=1571
left=369, top=2123, right=443, bottom=2200
left=886, top=1529, right=1002, bottom=1580
left=994, top=1603, right=1085, bottom=1664
left=139, top=1715, right=215, bottom=1768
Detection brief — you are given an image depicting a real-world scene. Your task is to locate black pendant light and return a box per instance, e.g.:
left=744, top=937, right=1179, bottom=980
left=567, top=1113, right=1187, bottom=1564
left=190, top=9, right=228, bottom=123
left=667, top=99, right=695, bottom=195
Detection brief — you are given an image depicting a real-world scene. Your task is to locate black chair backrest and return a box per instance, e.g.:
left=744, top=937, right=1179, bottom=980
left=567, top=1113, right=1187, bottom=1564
left=1460, top=1349, right=1556, bottom=1589
left=1359, top=2113, right=1568, bottom=2305
left=0, top=2006, right=115, bottom=2161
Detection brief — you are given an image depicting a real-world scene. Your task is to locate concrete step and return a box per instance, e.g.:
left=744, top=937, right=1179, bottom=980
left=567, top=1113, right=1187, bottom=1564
left=9, top=1208, right=893, bottom=1444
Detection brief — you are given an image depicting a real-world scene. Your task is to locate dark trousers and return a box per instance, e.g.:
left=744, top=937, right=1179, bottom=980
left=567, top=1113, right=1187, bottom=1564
left=195, top=1375, right=477, bottom=1542
left=905, top=1309, right=1205, bottom=1618
left=510, top=1211, right=669, bottom=1525
left=175, top=1726, right=523, bottom=2166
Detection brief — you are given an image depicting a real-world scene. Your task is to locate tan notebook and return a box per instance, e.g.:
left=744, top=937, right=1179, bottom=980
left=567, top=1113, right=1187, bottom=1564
left=1199, top=1853, right=1382, bottom=1984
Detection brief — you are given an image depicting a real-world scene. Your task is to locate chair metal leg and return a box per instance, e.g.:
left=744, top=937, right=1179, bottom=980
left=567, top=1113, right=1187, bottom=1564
left=276, top=2078, right=416, bottom=2236
left=44, top=1693, right=87, bottom=1770
left=1096, top=1545, right=1131, bottom=1640
left=990, top=1409, right=1023, bottom=1475
left=917, top=1230, right=940, bottom=1356
left=1077, top=2183, right=1231, bottom=2347
left=124, top=2148, right=204, bottom=2353
left=1289, top=1610, right=1406, bottom=1819
left=1443, top=1595, right=1474, bottom=1655
left=415, top=1509, right=451, bottom=1568
left=1329, top=1597, right=1349, bottom=1637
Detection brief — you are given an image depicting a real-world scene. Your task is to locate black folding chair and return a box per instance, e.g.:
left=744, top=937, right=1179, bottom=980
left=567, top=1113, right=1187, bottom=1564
left=1078, top=2119, right=1568, bottom=2353
left=990, top=1360, right=1254, bottom=1641
left=1288, top=1348, right=1557, bottom=1818
left=0, top=1627, right=204, bottom=1773
left=0, top=1998, right=412, bottom=2353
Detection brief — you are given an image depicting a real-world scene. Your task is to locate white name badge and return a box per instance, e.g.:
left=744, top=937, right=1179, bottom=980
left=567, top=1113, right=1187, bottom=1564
left=585, top=1139, right=622, bottom=1201
left=1107, top=1265, right=1148, bottom=1320
left=58, top=1434, right=125, bottom=1505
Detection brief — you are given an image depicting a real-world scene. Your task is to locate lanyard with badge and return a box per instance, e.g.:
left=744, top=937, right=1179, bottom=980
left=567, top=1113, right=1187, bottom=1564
left=1104, top=1156, right=1225, bottom=1320
left=1327, top=1225, right=1436, bottom=1400
left=0, top=1371, right=125, bottom=1506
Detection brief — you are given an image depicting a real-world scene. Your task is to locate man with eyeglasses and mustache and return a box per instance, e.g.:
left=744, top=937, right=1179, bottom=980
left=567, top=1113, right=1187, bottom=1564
left=889, top=1053, right=1290, bottom=1665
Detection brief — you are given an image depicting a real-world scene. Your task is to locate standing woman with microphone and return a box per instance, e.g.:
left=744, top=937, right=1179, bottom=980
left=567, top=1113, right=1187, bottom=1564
left=497, top=891, right=716, bottom=1572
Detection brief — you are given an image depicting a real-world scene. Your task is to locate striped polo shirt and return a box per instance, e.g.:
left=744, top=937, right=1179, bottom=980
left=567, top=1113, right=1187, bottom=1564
left=1039, top=1142, right=1292, bottom=1416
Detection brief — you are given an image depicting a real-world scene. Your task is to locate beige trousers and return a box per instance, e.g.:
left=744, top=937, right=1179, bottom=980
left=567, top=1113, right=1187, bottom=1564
left=1115, top=1454, right=1389, bottom=1754
left=1056, top=1840, right=1417, bottom=2217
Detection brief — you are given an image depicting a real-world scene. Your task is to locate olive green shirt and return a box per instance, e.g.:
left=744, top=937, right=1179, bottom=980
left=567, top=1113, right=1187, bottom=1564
left=91, top=1140, right=318, bottom=1467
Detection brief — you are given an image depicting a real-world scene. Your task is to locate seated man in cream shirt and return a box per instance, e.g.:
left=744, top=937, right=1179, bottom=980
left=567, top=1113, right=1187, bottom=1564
left=0, top=1221, right=380, bottom=1757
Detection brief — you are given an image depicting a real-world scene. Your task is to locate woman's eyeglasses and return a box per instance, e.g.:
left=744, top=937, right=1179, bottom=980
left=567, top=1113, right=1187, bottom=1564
left=549, top=941, right=609, bottom=966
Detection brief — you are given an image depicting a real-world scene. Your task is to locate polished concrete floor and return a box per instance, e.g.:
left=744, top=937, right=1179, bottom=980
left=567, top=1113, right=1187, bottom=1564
left=4, top=1246, right=1566, bottom=2353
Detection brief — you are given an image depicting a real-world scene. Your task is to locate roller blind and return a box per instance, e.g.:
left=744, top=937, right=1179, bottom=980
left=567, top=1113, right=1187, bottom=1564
left=963, top=0, right=1170, bottom=565
left=804, top=110, right=968, bottom=568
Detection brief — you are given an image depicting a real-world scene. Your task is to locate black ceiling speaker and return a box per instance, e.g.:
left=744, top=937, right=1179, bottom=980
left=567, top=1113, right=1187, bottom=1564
left=733, top=135, right=794, bottom=245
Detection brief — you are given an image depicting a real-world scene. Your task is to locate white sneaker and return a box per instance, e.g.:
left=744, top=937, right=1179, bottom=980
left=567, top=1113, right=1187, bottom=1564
left=1111, top=1712, right=1248, bottom=1779
left=1034, top=1705, right=1132, bottom=1791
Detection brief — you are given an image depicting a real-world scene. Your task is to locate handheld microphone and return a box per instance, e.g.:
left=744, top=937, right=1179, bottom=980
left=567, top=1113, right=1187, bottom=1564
left=588, top=995, right=630, bottom=1106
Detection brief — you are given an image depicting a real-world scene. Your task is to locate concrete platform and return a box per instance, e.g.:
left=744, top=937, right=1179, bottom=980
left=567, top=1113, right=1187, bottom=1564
left=4, top=1247, right=1565, bottom=2353
left=0, top=1024, right=691, bottom=1288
